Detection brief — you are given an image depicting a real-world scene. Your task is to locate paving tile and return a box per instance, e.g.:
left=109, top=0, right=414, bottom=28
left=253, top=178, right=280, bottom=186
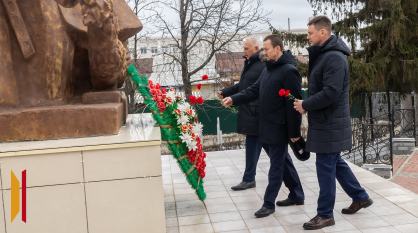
left=359, top=226, right=401, bottom=233
left=178, top=214, right=211, bottom=226
left=275, top=213, right=311, bottom=226
left=177, top=205, right=208, bottom=217
left=348, top=216, right=390, bottom=229
left=248, top=226, right=286, bottom=233
left=206, top=204, right=238, bottom=214
left=273, top=205, right=305, bottom=217
left=204, top=197, right=234, bottom=206
left=379, top=213, right=418, bottom=226
left=385, top=195, right=418, bottom=204
left=179, top=223, right=214, bottom=233
left=368, top=205, right=410, bottom=216
left=166, top=217, right=178, bottom=228
left=166, top=227, right=180, bottom=233
left=244, top=217, right=281, bottom=229
left=341, top=208, right=377, bottom=220
left=393, top=223, right=418, bottom=233
left=209, top=212, right=243, bottom=223
left=212, top=220, right=248, bottom=232
left=235, top=201, right=263, bottom=211
left=282, top=224, right=325, bottom=233
left=375, top=188, right=412, bottom=197
left=232, top=195, right=262, bottom=203
left=321, top=219, right=357, bottom=232
left=205, top=191, right=231, bottom=199
left=176, top=200, right=205, bottom=209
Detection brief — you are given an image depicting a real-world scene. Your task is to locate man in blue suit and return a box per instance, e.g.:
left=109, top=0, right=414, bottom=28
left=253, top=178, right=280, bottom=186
left=294, top=16, right=373, bottom=230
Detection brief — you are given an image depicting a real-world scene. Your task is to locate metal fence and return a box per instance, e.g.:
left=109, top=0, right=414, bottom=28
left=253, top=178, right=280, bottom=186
left=342, top=109, right=416, bottom=168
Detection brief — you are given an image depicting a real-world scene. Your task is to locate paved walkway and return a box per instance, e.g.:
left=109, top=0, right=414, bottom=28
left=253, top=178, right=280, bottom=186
left=163, top=149, right=418, bottom=233
left=392, top=150, right=418, bottom=194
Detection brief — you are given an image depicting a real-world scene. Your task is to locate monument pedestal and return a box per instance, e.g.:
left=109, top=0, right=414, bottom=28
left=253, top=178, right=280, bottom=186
left=0, top=92, right=128, bottom=142
left=0, top=114, right=165, bottom=233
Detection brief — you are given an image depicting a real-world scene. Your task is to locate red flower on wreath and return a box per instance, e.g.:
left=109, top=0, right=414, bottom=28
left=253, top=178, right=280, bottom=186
left=181, top=125, right=189, bottom=133
left=189, top=95, right=197, bottom=104
left=196, top=97, right=204, bottom=105
left=162, top=88, right=167, bottom=94
left=279, top=89, right=286, bottom=96
left=186, top=109, right=193, bottom=117
left=174, top=110, right=182, bottom=115
left=202, top=75, right=208, bottom=80
left=157, top=102, right=166, bottom=112
left=156, top=83, right=161, bottom=89
left=195, top=118, right=198, bottom=123
left=164, top=97, right=173, bottom=104
left=197, top=83, right=202, bottom=90
left=150, top=89, right=158, bottom=97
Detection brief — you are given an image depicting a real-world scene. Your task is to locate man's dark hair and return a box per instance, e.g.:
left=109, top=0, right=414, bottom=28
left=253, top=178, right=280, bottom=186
left=263, top=35, right=284, bottom=52
left=308, top=16, right=332, bottom=34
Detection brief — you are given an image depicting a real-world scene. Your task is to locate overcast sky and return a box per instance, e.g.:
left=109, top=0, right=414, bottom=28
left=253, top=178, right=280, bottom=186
left=262, top=0, right=317, bottom=31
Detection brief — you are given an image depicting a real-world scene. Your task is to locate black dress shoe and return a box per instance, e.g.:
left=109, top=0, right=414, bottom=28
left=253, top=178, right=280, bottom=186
left=276, top=198, right=304, bottom=206
left=254, top=207, right=275, bottom=218
left=231, top=181, right=256, bottom=191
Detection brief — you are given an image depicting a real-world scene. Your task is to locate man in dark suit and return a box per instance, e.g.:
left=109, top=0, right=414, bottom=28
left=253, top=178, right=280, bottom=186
left=217, top=37, right=269, bottom=191
left=222, top=35, right=305, bottom=217
left=294, top=16, right=372, bottom=230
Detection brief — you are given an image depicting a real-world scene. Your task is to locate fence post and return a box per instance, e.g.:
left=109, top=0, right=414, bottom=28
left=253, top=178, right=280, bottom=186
left=389, top=123, right=393, bottom=172
left=362, top=123, right=366, bottom=164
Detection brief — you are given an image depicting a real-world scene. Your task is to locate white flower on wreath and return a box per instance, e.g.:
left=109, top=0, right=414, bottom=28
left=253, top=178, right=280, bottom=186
left=192, top=122, right=203, bottom=136
left=166, top=91, right=176, bottom=100
left=177, top=102, right=191, bottom=112
left=187, top=140, right=198, bottom=151
left=180, top=132, right=192, bottom=144
left=177, top=113, right=189, bottom=125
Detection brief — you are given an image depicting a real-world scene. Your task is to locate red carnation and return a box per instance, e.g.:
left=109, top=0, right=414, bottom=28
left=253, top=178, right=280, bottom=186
left=189, top=95, right=197, bottom=104
left=148, top=80, right=153, bottom=85
left=162, top=88, right=167, bottom=94
left=156, top=83, right=161, bottom=89
left=196, top=97, right=204, bottom=105
left=202, top=75, right=209, bottom=80
left=279, top=89, right=286, bottom=96
left=200, top=171, right=205, bottom=178
left=150, top=89, right=158, bottom=97
left=197, top=83, right=202, bottom=90
left=195, top=118, right=198, bottom=123
left=157, top=102, right=166, bottom=112
left=285, top=90, right=290, bottom=97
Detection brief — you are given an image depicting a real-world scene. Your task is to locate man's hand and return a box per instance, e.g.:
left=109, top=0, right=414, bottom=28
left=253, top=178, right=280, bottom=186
left=222, top=97, right=233, bottom=107
left=290, top=137, right=300, bottom=143
left=294, top=100, right=306, bottom=115
left=217, top=91, right=224, bottom=99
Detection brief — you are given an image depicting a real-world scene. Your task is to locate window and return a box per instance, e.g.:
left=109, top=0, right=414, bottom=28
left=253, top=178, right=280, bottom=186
left=162, top=46, right=168, bottom=53
left=140, top=47, right=147, bottom=54
left=172, top=46, right=179, bottom=52
left=151, top=47, right=158, bottom=53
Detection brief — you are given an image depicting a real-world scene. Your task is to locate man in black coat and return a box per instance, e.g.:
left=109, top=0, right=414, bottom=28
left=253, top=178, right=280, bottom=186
left=294, top=16, right=372, bottom=230
left=222, top=35, right=305, bottom=218
left=218, top=37, right=269, bottom=191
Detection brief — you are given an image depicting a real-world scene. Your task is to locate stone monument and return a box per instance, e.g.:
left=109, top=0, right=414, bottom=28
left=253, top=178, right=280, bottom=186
left=0, top=0, right=142, bottom=141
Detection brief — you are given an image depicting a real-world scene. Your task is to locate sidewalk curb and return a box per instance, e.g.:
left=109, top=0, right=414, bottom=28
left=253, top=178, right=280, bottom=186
left=391, top=148, right=418, bottom=180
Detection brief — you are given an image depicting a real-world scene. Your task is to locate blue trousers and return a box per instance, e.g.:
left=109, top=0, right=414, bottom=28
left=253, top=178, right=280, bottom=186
left=242, top=135, right=269, bottom=182
left=262, top=144, right=305, bottom=209
left=316, top=152, right=369, bottom=219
